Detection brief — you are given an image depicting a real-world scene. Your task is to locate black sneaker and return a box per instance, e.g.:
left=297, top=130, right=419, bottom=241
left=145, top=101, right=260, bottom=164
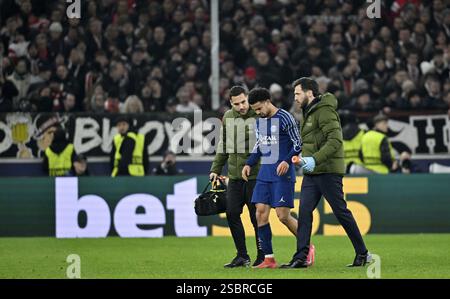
left=347, top=251, right=372, bottom=267
left=279, top=258, right=309, bottom=269
left=252, top=251, right=265, bottom=267
left=224, top=255, right=251, bottom=268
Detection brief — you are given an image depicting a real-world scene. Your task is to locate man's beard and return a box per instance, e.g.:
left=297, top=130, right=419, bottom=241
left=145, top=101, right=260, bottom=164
left=297, top=98, right=307, bottom=109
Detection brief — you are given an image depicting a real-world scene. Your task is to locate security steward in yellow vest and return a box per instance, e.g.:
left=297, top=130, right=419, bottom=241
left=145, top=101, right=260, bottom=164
left=341, top=110, right=366, bottom=173
left=43, top=128, right=76, bottom=176
left=111, top=116, right=147, bottom=177
left=360, top=114, right=396, bottom=174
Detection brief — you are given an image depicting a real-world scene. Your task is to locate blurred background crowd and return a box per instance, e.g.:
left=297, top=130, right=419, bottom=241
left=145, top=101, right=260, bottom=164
left=0, top=0, right=449, bottom=116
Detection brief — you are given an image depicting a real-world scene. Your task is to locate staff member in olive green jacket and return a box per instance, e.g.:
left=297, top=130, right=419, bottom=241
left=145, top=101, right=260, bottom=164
left=210, top=86, right=264, bottom=268
left=281, top=77, right=371, bottom=269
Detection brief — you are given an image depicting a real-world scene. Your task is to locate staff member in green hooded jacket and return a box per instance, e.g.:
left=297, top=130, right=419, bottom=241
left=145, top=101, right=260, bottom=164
left=210, top=86, right=264, bottom=268
left=281, top=77, right=371, bottom=269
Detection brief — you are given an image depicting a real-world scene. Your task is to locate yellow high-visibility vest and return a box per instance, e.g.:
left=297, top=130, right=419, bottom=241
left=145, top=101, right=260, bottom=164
left=343, top=129, right=365, bottom=167
left=45, top=144, right=74, bottom=176
left=361, top=130, right=394, bottom=174
left=112, top=132, right=145, bottom=177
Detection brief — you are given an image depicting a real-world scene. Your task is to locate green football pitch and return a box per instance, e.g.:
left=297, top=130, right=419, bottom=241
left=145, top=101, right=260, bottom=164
left=0, top=234, right=449, bottom=279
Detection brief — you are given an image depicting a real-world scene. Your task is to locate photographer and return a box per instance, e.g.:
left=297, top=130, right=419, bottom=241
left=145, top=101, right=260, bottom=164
left=396, top=151, right=419, bottom=174
left=66, top=154, right=90, bottom=176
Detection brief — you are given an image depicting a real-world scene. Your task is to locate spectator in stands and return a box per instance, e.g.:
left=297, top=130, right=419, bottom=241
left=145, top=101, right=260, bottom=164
left=242, top=66, right=258, bottom=91
left=149, top=26, right=167, bottom=62
left=405, top=89, right=424, bottom=110
left=347, top=89, right=378, bottom=112
left=430, top=49, right=449, bottom=82
left=269, top=83, right=289, bottom=110
left=29, top=62, right=52, bottom=93
left=48, top=22, right=64, bottom=60
left=444, top=90, right=450, bottom=115
left=60, top=92, right=76, bottom=113
left=0, top=71, right=18, bottom=112
left=175, top=86, right=200, bottom=113
left=152, top=150, right=184, bottom=176
left=141, top=78, right=164, bottom=112
left=103, top=60, right=129, bottom=103
left=85, top=18, right=106, bottom=63
left=31, top=86, right=53, bottom=112
left=423, top=75, right=447, bottom=109
left=128, top=47, right=150, bottom=96
left=0, top=0, right=447, bottom=117
left=54, top=64, right=81, bottom=109
left=380, top=85, right=402, bottom=113
left=67, top=48, right=87, bottom=95
left=165, top=98, right=177, bottom=114
left=253, top=48, right=280, bottom=88
left=122, top=95, right=144, bottom=114
left=90, top=92, right=106, bottom=113
left=7, top=57, right=31, bottom=110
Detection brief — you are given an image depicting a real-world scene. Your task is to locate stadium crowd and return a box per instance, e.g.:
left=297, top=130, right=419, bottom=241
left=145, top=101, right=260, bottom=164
left=0, top=0, right=449, bottom=116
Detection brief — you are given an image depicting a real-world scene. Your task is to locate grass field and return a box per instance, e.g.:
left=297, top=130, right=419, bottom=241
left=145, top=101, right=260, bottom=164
left=0, top=234, right=449, bottom=279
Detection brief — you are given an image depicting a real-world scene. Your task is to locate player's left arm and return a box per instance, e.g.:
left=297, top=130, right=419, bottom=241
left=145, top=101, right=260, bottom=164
left=246, top=126, right=262, bottom=167
left=282, top=113, right=302, bottom=164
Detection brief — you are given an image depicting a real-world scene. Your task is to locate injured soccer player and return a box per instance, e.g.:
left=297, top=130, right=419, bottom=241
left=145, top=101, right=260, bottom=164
left=241, top=87, right=315, bottom=269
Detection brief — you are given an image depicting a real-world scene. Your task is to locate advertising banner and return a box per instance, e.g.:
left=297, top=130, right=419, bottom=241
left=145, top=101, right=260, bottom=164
left=1, top=175, right=449, bottom=237
left=0, top=113, right=449, bottom=160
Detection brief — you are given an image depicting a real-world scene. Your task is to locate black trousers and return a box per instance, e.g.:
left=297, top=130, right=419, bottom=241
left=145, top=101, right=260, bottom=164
left=294, top=174, right=367, bottom=260
left=226, top=179, right=261, bottom=257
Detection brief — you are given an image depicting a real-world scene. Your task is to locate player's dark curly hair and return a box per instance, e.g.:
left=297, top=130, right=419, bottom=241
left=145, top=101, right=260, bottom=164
left=248, top=87, right=271, bottom=105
